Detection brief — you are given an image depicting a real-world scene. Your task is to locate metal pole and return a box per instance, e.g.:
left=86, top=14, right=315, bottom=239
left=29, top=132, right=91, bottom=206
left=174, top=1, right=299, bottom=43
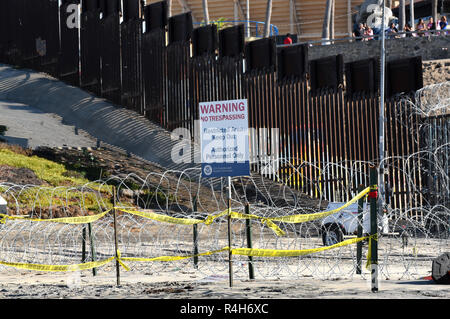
left=227, top=176, right=233, bottom=288
left=263, top=0, right=273, bottom=38
left=347, top=0, right=352, bottom=37
left=81, top=225, right=87, bottom=263
left=166, top=0, right=172, bottom=18
left=289, top=0, right=295, bottom=34
left=322, top=0, right=332, bottom=42
left=202, top=0, right=209, bottom=25
left=245, top=203, right=255, bottom=280
left=113, top=187, right=121, bottom=286
left=193, top=196, right=199, bottom=269
left=410, top=0, right=415, bottom=30
left=88, top=222, right=97, bottom=276
left=378, top=0, right=386, bottom=232
left=234, top=0, right=239, bottom=26
left=246, top=0, right=250, bottom=38
left=399, top=0, right=406, bottom=31
left=370, top=166, right=379, bottom=292
left=356, top=184, right=364, bottom=274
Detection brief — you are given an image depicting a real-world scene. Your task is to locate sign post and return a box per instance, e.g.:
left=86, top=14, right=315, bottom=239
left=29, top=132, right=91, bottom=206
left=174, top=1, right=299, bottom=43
left=199, top=99, right=250, bottom=288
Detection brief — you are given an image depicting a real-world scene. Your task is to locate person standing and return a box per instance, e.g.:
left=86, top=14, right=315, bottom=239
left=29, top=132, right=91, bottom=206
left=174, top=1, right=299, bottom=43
left=284, top=33, right=293, bottom=45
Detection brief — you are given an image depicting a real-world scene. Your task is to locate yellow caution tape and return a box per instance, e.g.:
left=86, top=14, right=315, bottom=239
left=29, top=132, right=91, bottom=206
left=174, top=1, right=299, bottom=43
left=365, top=233, right=378, bottom=270
left=268, top=186, right=371, bottom=224
left=118, top=186, right=369, bottom=236
left=121, top=247, right=229, bottom=263
left=116, top=250, right=131, bottom=271
left=119, top=208, right=285, bottom=236
left=0, top=209, right=112, bottom=225
left=231, top=236, right=369, bottom=257
left=0, top=234, right=376, bottom=272
left=229, top=211, right=286, bottom=236
left=0, top=256, right=115, bottom=272
left=0, top=249, right=131, bottom=272
left=119, top=209, right=205, bottom=225
left=0, top=187, right=371, bottom=235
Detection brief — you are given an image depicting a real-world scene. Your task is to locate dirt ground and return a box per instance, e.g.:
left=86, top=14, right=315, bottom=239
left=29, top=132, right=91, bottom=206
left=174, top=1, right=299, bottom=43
left=1, top=143, right=325, bottom=216
left=0, top=270, right=448, bottom=300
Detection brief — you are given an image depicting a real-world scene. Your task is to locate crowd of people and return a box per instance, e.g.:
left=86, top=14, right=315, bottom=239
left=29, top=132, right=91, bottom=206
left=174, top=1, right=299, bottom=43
left=352, top=15, right=448, bottom=41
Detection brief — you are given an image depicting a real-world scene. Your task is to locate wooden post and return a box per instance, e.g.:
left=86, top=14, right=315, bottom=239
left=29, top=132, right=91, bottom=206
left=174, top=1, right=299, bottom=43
left=356, top=184, right=364, bottom=274
left=193, top=196, right=199, bottom=269
left=245, top=203, right=254, bottom=280
left=113, top=187, right=121, bottom=286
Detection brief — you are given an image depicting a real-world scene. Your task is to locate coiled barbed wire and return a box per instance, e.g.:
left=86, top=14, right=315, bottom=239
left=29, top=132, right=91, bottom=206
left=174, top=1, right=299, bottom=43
left=0, top=83, right=448, bottom=281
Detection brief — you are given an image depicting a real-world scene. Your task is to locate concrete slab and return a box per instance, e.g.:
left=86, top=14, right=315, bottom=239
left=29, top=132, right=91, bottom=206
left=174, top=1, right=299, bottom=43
left=0, top=100, right=95, bottom=149
left=0, top=64, right=197, bottom=171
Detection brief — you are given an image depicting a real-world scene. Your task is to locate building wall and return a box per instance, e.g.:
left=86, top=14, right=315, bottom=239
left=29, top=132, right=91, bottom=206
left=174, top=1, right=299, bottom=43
left=145, top=0, right=366, bottom=41
left=307, top=34, right=450, bottom=63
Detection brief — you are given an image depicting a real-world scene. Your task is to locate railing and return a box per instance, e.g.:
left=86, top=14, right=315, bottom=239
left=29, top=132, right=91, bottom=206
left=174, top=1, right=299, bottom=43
left=277, top=28, right=450, bottom=48
left=193, top=20, right=279, bottom=37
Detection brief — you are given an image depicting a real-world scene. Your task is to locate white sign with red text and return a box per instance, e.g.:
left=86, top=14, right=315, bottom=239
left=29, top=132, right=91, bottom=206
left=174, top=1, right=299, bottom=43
left=199, top=99, right=250, bottom=177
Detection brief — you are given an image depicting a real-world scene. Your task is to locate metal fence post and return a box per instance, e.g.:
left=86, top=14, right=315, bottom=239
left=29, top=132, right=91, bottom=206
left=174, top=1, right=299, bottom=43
left=193, top=196, right=199, bottom=269
left=245, top=203, right=255, bottom=280
left=113, top=186, right=121, bottom=286
left=88, top=222, right=97, bottom=276
left=369, top=165, right=379, bottom=292
left=81, top=224, right=87, bottom=263
left=227, top=176, right=233, bottom=288
left=356, top=184, right=364, bottom=274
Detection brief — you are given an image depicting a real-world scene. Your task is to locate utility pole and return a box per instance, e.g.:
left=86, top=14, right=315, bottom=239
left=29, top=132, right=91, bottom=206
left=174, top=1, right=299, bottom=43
left=410, top=0, right=415, bottom=30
